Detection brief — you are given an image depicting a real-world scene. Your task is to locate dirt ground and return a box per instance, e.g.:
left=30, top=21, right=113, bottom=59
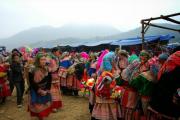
left=0, top=92, right=91, bottom=120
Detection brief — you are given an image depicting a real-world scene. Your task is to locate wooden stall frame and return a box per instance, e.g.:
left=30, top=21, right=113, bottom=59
left=141, top=12, right=180, bottom=49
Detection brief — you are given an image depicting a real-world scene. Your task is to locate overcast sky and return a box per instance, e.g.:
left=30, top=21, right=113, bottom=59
left=0, top=0, right=179, bottom=38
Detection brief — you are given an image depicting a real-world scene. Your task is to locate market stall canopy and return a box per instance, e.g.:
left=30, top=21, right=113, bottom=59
left=167, top=42, right=180, bottom=49
left=110, top=34, right=174, bottom=46
left=68, top=34, right=174, bottom=47
left=72, top=39, right=116, bottom=47
left=41, top=34, right=174, bottom=48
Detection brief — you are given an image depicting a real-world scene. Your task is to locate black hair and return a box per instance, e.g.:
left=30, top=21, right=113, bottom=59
left=12, top=48, right=19, bottom=53
left=51, top=47, right=59, bottom=53
left=172, top=46, right=180, bottom=54
left=11, top=48, right=22, bottom=57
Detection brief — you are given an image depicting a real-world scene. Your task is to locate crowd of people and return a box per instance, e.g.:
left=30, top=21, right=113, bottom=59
left=0, top=46, right=179, bottom=120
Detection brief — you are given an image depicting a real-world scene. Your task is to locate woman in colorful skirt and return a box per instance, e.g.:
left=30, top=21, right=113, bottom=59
left=92, top=71, right=121, bottom=120
left=49, top=48, right=63, bottom=112
left=59, top=52, right=72, bottom=95
left=119, top=50, right=150, bottom=120
left=66, top=63, right=75, bottom=95
left=73, top=59, right=85, bottom=96
left=129, top=57, right=159, bottom=120
left=28, top=53, right=52, bottom=120
left=92, top=51, right=121, bottom=120
left=117, top=54, right=140, bottom=120
left=148, top=51, right=180, bottom=120
left=0, top=55, right=11, bottom=104
left=114, top=50, right=129, bottom=86
left=73, top=53, right=88, bottom=96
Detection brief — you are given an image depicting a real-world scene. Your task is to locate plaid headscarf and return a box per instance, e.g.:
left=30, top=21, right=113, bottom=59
left=35, top=52, right=46, bottom=67
left=140, top=50, right=150, bottom=60
left=128, top=54, right=139, bottom=64
left=158, top=51, right=180, bottom=80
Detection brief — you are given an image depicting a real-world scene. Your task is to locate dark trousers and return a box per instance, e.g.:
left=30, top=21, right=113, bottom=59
left=72, top=90, right=78, bottom=96
left=89, top=103, right=94, bottom=114
left=9, top=81, right=14, bottom=93
left=7, top=70, right=14, bottom=93
left=91, top=117, right=99, bottom=120
left=0, top=97, right=6, bottom=104
left=61, top=86, right=67, bottom=95
left=14, top=81, right=25, bottom=105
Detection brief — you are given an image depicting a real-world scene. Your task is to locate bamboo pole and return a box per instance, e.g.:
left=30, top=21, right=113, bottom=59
left=142, top=13, right=180, bottom=21
left=141, top=21, right=145, bottom=50
left=161, top=16, right=180, bottom=24
left=144, top=22, right=180, bottom=32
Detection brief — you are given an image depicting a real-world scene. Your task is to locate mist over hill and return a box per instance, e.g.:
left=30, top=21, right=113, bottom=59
left=0, top=24, right=120, bottom=49
left=0, top=23, right=179, bottom=49
left=30, top=23, right=180, bottom=48
left=102, top=23, right=180, bottom=42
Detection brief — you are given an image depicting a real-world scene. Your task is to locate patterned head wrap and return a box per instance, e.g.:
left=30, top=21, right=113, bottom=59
left=158, top=51, right=180, bottom=80
left=118, top=50, right=128, bottom=58
left=158, top=53, right=169, bottom=61
left=140, top=50, right=150, bottom=59
left=89, top=53, right=96, bottom=60
left=128, top=54, right=140, bottom=64
left=35, top=52, right=46, bottom=67
left=61, top=52, right=69, bottom=58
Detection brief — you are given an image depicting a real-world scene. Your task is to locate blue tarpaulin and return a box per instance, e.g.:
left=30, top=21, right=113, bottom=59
left=43, top=34, right=174, bottom=48
left=110, top=34, right=174, bottom=46
left=75, top=39, right=115, bottom=47
left=70, top=34, right=174, bottom=47
left=167, top=42, right=180, bottom=49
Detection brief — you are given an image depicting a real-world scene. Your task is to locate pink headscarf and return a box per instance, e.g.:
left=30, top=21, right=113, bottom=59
left=96, top=49, right=109, bottom=71
left=80, top=52, right=89, bottom=60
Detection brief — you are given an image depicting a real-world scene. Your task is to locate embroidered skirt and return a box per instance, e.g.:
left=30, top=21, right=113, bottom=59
left=92, top=97, right=122, bottom=120
left=28, top=89, right=52, bottom=119
left=50, top=83, right=62, bottom=109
